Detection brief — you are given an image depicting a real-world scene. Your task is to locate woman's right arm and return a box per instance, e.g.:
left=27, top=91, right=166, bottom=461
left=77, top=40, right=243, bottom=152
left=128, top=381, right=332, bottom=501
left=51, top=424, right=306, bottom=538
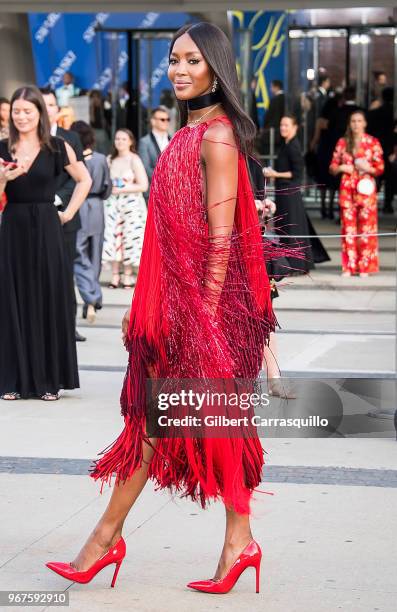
left=329, top=138, right=352, bottom=176
left=0, top=158, right=28, bottom=195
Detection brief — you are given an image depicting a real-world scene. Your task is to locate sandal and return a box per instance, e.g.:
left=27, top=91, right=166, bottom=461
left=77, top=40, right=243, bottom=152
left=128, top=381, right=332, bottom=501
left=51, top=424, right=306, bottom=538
left=122, top=273, right=136, bottom=289
left=1, top=392, right=21, bottom=400
left=41, top=392, right=59, bottom=401
left=108, top=274, right=120, bottom=289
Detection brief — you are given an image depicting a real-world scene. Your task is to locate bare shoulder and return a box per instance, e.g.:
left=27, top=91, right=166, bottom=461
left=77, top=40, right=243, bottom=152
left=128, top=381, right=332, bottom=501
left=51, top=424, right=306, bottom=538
left=130, top=152, right=143, bottom=164
left=203, top=118, right=237, bottom=146
left=202, top=119, right=238, bottom=166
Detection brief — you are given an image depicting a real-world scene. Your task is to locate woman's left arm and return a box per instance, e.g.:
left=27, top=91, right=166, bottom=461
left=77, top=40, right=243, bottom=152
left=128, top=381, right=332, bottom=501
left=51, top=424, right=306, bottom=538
left=287, top=140, right=304, bottom=181
left=201, top=121, right=238, bottom=319
left=370, top=138, right=385, bottom=177
left=60, top=141, right=92, bottom=224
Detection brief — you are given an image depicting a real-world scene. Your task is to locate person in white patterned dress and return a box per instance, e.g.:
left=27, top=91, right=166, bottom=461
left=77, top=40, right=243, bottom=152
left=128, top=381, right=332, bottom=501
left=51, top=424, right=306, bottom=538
left=102, top=129, right=148, bottom=288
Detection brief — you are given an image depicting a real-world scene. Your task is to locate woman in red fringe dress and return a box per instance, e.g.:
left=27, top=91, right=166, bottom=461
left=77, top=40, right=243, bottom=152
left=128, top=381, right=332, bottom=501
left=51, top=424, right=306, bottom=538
left=46, top=23, right=280, bottom=594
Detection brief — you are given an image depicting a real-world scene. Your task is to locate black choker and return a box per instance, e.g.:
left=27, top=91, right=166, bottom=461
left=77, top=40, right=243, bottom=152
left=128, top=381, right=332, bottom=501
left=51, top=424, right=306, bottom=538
left=187, top=90, right=222, bottom=111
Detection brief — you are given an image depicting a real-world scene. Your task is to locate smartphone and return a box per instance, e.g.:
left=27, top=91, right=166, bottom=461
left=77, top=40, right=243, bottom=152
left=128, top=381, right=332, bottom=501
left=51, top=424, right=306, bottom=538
left=1, top=160, right=18, bottom=169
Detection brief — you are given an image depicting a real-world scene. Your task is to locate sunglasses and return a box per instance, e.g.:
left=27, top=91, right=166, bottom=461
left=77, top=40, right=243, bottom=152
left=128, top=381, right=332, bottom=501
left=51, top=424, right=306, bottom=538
left=155, top=117, right=170, bottom=122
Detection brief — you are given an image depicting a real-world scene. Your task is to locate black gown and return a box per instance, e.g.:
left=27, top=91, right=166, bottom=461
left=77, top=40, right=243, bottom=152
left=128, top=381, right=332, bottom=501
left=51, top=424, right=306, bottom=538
left=274, top=136, right=329, bottom=274
left=0, top=137, right=79, bottom=398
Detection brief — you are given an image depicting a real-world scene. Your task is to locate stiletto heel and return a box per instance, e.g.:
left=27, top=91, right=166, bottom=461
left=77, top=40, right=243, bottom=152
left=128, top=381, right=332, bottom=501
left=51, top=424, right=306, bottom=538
left=111, top=561, right=122, bottom=588
left=255, top=560, right=260, bottom=593
left=46, top=536, right=126, bottom=587
left=187, top=540, right=262, bottom=594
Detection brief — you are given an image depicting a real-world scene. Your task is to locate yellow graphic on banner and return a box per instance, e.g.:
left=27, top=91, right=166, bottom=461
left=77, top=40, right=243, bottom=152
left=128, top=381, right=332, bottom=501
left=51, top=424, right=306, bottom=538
left=251, top=12, right=286, bottom=111
left=230, top=10, right=287, bottom=113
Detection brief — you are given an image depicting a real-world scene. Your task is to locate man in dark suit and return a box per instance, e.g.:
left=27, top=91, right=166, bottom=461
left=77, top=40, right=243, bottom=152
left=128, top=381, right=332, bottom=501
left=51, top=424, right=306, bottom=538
left=368, top=87, right=395, bottom=212
left=41, top=87, right=86, bottom=341
left=138, top=106, right=171, bottom=197
left=262, top=79, right=285, bottom=150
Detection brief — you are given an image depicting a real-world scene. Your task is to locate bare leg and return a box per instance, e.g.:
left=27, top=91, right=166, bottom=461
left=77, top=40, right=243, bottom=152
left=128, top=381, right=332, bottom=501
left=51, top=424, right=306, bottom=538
left=111, top=261, right=120, bottom=287
left=71, top=436, right=157, bottom=571
left=122, top=264, right=134, bottom=288
left=262, top=332, right=279, bottom=379
left=213, top=507, right=253, bottom=580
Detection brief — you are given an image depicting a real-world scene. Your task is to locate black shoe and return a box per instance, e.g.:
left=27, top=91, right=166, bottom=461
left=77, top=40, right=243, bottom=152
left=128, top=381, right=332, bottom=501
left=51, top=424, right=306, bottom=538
left=75, top=330, right=86, bottom=342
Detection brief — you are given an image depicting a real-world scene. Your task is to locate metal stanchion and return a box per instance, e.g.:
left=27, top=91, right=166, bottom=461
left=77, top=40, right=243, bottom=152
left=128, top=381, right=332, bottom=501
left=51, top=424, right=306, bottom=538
left=269, top=127, right=275, bottom=168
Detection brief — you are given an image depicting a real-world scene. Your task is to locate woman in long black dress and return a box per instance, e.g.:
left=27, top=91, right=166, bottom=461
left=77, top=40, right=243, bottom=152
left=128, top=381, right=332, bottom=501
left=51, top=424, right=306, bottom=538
left=264, top=114, right=329, bottom=275
left=0, top=86, right=92, bottom=400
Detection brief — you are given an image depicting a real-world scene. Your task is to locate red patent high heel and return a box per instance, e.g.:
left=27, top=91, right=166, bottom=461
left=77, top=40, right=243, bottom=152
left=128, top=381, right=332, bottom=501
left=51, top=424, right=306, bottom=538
left=187, top=539, right=262, bottom=594
left=46, top=537, right=126, bottom=588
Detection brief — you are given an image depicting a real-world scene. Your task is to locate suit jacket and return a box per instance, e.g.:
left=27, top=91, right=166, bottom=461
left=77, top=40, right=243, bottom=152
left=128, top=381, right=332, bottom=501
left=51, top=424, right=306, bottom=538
left=138, top=131, right=170, bottom=181
left=263, top=93, right=285, bottom=131
left=55, top=126, right=84, bottom=233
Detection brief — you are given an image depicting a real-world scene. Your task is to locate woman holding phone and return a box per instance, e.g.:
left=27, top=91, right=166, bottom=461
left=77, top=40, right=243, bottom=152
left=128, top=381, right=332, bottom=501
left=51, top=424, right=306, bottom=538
left=0, top=85, right=91, bottom=400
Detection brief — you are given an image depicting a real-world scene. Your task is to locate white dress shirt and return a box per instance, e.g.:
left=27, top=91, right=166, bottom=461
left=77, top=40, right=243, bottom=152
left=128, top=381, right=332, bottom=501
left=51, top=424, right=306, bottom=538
left=152, top=129, right=169, bottom=153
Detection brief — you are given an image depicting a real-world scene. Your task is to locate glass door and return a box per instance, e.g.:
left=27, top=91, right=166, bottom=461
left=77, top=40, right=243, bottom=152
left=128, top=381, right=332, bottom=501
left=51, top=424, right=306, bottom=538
left=131, top=31, right=175, bottom=140
left=95, top=28, right=176, bottom=141
left=288, top=28, right=349, bottom=151
left=349, top=26, right=396, bottom=108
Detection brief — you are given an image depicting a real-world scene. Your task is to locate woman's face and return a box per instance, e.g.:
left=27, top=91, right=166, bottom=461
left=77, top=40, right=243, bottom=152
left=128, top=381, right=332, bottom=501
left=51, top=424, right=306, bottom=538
left=350, top=113, right=366, bottom=136
left=280, top=117, right=297, bottom=140
left=114, top=130, right=132, bottom=154
left=168, top=32, right=213, bottom=101
left=0, top=102, right=10, bottom=125
left=11, top=98, right=40, bottom=134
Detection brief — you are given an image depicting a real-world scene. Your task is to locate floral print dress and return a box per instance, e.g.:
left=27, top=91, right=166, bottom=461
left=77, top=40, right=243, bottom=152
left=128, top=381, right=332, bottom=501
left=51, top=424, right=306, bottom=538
left=330, top=134, right=384, bottom=274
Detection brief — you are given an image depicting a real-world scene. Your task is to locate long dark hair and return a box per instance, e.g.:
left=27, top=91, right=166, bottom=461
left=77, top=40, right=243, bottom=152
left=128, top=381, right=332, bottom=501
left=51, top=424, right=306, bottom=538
left=8, top=85, right=53, bottom=153
left=344, top=109, right=367, bottom=155
left=169, top=22, right=256, bottom=154
left=110, top=128, right=137, bottom=161
left=70, top=120, right=96, bottom=149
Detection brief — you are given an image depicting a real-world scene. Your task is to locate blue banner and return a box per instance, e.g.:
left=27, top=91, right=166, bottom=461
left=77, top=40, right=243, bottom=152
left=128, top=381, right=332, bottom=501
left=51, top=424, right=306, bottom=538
left=28, top=12, right=192, bottom=104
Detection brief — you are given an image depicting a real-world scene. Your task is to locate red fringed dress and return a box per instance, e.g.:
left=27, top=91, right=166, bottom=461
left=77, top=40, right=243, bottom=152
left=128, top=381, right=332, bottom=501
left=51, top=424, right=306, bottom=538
left=91, top=115, right=277, bottom=514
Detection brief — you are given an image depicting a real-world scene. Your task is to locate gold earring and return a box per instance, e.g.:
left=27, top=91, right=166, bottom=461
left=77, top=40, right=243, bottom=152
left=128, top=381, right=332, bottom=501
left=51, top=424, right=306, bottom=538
left=211, top=77, right=218, bottom=93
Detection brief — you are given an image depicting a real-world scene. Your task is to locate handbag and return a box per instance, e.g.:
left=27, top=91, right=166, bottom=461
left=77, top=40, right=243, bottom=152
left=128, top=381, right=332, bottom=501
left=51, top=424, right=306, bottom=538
left=356, top=177, right=375, bottom=196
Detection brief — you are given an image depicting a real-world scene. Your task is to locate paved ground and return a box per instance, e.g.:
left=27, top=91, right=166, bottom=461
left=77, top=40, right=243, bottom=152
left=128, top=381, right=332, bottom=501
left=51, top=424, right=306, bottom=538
left=0, top=216, right=396, bottom=612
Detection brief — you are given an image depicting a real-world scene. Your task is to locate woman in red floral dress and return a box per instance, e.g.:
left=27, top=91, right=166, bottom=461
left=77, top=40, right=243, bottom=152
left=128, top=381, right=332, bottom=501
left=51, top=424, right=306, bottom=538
left=330, top=110, right=384, bottom=276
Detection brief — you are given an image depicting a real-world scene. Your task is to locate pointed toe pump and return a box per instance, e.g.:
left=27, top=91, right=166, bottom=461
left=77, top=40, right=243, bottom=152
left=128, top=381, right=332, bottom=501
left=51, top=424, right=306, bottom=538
left=46, top=536, right=126, bottom=588
left=187, top=540, right=262, bottom=594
